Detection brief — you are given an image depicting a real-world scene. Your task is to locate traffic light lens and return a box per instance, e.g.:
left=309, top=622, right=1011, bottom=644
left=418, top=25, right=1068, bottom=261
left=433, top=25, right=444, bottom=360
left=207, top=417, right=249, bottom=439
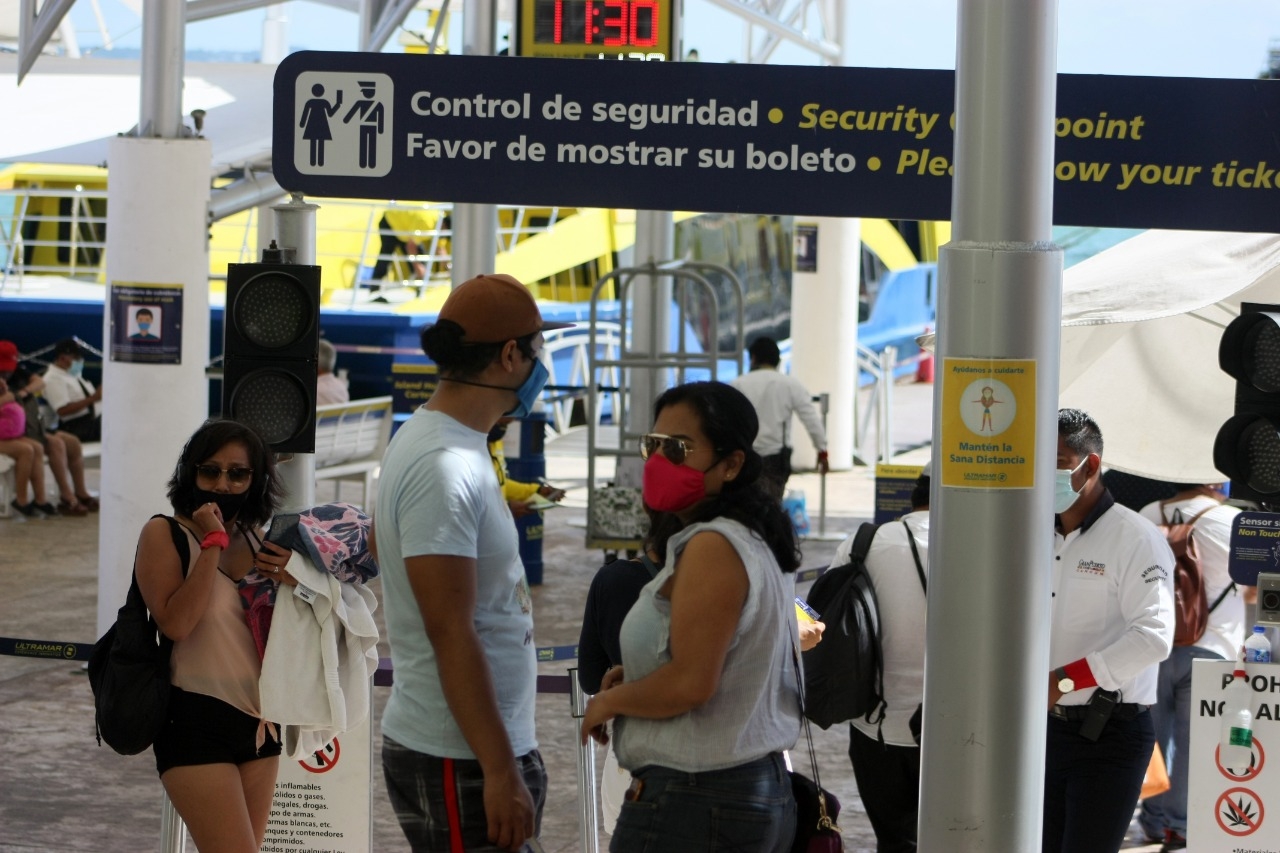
left=1245, top=321, right=1280, bottom=393
left=233, top=273, right=314, bottom=349
left=1242, top=418, right=1280, bottom=494
left=227, top=368, right=311, bottom=445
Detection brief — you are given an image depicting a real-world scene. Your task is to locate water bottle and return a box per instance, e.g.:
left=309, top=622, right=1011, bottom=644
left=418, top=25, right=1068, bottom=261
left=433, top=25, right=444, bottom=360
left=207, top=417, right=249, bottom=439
left=1220, top=660, right=1255, bottom=773
left=1245, top=626, right=1272, bottom=663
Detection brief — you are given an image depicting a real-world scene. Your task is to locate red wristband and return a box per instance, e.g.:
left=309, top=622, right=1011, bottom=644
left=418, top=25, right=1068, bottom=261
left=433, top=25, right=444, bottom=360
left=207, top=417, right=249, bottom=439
left=200, top=530, right=230, bottom=551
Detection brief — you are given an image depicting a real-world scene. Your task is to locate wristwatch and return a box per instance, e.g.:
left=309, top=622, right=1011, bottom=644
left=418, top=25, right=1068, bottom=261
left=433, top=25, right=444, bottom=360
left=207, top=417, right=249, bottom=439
left=1055, top=667, right=1075, bottom=694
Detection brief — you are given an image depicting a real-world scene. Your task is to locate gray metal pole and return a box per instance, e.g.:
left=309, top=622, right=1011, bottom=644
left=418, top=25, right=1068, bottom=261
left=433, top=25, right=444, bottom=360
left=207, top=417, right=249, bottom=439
left=569, top=670, right=601, bottom=853
left=918, top=1, right=1063, bottom=850
left=138, top=0, right=184, bottom=138
left=273, top=194, right=320, bottom=513
left=451, top=0, right=498, bottom=286
left=619, top=213, right=673, bottom=489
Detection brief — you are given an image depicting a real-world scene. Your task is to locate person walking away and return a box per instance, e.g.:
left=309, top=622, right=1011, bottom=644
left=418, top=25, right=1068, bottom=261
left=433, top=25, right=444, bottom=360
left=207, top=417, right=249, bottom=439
left=730, top=336, right=828, bottom=500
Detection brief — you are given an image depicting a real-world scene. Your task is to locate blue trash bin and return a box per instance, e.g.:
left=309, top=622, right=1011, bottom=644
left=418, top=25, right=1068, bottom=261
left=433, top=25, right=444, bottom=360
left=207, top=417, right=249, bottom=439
left=505, top=412, right=548, bottom=585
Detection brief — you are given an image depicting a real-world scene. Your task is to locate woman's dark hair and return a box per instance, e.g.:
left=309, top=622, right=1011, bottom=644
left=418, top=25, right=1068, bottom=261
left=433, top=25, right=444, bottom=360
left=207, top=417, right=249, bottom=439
left=420, top=319, right=538, bottom=380
left=652, top=381, right=801, bottom=572
left=643, top=508, right=686, bottom=566
left=167, top=419, right=282, bottom=530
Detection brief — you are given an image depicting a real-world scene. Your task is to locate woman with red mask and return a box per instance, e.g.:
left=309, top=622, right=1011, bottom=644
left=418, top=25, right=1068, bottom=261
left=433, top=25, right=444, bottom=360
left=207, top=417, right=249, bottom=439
left=581, top=380, right=803, bottom=853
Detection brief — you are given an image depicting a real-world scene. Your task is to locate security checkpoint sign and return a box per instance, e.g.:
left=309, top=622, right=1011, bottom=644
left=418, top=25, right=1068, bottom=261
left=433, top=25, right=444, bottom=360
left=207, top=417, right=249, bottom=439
left=1189, top=659, right=1280, bottom=851
left=262, top=715, right=372, bottom=853
left=938, top=358, right=1036, bottom=489
left=273, top=52, right=1280, bottom=231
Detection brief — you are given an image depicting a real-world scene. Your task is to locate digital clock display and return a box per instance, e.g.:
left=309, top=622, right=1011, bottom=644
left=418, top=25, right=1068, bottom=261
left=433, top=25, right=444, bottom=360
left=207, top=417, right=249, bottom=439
left=517, top=0, right=675, bottom=60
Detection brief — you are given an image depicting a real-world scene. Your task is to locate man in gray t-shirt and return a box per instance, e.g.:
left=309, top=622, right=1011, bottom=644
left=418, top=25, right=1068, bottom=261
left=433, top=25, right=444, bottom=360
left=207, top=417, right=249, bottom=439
left=375, top=274, right=570, bottom=853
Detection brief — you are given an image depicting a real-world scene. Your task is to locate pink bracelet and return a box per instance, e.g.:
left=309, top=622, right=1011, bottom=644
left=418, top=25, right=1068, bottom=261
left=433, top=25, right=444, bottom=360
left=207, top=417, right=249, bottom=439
left=200, top=530, right=230, bottom=551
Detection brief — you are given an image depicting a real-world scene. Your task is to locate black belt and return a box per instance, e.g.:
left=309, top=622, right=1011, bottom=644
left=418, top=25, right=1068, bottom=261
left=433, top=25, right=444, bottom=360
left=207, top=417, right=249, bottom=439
left=1050, top=703, right=1147, bottom=722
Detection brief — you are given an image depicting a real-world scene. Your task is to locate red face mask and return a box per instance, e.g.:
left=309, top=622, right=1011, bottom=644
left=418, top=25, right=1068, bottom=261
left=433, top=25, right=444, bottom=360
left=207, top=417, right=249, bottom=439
left=642, top=453, right=707, bottom=513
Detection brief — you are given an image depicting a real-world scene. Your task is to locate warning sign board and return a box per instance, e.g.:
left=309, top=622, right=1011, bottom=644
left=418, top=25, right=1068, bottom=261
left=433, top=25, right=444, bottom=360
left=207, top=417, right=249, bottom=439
left=263, top=716, right=371, bottom=853
left=1189, top=660, right=1280, bottom=851
left=938, top=358, right=1036, bottom=489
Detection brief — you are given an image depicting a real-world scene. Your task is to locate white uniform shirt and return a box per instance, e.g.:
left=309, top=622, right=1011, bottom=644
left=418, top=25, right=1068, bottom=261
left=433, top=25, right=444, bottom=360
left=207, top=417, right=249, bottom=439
left=1139, top=495, right=1244, bottom=662
left=1052, top=492, right=1175, bottom=706
left=831, top=511, right=929, bottom=747
left=730, top=367, right=826, bottom=456
left=41, top=362, right=97, bottom=423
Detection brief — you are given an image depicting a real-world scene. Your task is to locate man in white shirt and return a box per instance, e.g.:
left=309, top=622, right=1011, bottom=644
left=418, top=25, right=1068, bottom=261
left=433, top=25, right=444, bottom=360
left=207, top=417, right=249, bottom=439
left=832, top=471, right=929, bottom=853
left=1136, top=485, right=1243, bottom=852
left=315, top=339, right=350, bottom=406
left=41, top=338, right=101, bottom=442
left=1045, top=409, right=1175, bottom=853
left=730, top=336, right=827, bottom=500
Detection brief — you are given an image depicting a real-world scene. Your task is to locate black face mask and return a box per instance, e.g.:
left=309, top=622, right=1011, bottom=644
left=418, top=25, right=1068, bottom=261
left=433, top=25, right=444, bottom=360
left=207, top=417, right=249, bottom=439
left=487, top=424, right=508, bottom=444
left=194, top=487, right=250, bottom=523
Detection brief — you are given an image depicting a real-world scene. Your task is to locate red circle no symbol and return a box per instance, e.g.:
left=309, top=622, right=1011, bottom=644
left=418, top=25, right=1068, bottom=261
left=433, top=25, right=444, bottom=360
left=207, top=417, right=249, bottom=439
left=299, top=738, right=340, bottom=774
left=1216, top=786, right=1265, bottom=836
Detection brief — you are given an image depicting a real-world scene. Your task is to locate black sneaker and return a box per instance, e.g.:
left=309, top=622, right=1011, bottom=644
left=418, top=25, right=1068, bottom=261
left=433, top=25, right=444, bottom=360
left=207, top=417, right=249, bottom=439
left=10, top=500, right=40, bottom=517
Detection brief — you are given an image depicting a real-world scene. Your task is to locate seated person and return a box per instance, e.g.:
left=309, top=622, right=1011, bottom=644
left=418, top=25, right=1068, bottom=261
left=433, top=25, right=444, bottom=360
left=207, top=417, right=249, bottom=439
left=0, top=376, right=55, bottom=517
left=9, top=366, right=95, bottom=515
left=42, top=338, right=102, bottom=443
left=487, top=418, right=565, bottom=518
left=316, top=339, right=350, bottom=406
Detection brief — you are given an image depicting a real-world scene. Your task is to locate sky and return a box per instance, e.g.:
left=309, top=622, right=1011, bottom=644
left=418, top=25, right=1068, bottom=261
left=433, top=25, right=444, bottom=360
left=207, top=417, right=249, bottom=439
left=65, top=0, right=1280, bottom=80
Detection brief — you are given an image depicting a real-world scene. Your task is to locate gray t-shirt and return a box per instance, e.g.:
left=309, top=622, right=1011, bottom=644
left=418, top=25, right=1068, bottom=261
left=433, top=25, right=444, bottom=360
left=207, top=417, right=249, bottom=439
left=614, top=517, right=801, bottom=772
left=376, top=408, right=537, bottom=758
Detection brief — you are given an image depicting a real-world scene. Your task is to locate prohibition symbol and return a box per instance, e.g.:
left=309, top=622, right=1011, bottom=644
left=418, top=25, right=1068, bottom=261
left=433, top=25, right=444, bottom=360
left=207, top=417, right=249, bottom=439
left=1216, top=787, right=1265, bottom=836
left=299, top=738, right=340, bottom=774
left=1218, top=736, right=1265, bottom=782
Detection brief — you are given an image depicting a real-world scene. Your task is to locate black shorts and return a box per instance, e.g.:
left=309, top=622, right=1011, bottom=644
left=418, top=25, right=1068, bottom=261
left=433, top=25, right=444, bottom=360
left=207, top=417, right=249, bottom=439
left=153, top=687, right=282, bottom=776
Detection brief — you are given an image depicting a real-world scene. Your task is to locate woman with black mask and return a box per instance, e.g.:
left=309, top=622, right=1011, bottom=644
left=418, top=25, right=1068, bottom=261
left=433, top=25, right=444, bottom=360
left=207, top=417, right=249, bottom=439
left=134, top=419, right=293, bottom=851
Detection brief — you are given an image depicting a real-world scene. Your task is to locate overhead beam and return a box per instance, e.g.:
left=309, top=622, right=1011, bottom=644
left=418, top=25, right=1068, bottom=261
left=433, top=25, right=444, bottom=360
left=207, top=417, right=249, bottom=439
left=186, top=0, right=357, bottom=25
left=362, top=0, right=420, bottom=52
left=17, top=0, right=78, bottom=83
left=703, top=0, right=840, bottom=62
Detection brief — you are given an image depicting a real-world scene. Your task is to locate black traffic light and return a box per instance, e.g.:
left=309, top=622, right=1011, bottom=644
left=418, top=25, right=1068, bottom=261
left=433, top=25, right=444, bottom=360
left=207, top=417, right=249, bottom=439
left=1214, top=302, right=1280, bottom=503
left=222, top=260, right=321, bottom=453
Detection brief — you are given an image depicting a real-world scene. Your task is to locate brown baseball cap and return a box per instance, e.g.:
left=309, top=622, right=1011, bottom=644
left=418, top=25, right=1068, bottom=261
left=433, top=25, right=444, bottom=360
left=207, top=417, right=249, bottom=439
left=0, top=340, right=16, bottom=373
left=438, top=274, right=573, bottom=343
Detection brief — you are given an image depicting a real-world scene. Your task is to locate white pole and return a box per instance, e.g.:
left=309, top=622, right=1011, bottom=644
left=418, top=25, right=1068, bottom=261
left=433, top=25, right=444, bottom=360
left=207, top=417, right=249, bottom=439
left=451, top=1, right=497, bottom=287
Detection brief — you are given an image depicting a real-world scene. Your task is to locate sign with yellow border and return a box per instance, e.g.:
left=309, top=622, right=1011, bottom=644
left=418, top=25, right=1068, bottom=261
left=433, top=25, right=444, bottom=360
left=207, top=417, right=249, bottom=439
left=939, top=358, right=1036, bottom=488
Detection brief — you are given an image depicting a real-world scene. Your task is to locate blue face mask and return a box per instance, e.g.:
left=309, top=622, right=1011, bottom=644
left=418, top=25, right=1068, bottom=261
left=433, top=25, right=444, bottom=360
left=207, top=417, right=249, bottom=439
left=138, top=323, right=151, bottom=332
left=506, top=359, right=549, bottom=419
left=68, top=359, right=85, bottom=378
left=1053, top=457, right=1088, bottom=514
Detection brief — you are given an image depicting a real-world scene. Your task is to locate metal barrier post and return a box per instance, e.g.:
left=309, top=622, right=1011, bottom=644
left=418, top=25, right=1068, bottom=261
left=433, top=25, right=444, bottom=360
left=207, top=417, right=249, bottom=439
left=803, top=393, right=844, bottom=541
left=569, top=668, right=601, bottom=853
left=159, top=792, right=186, bottom=852
left=880, top=345, right=897, bottom=462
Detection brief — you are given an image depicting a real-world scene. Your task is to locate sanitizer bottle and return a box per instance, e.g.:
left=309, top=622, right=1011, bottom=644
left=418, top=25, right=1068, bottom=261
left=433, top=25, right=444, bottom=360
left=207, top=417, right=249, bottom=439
left=1220, top=655, right=1255, bottom=774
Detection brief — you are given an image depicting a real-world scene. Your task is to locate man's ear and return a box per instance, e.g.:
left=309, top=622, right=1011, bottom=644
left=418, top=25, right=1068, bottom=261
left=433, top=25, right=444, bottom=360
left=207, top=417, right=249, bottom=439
left=1086, top=452, right=1102, bottom=481
left=498, top=339, right=521, bottom=372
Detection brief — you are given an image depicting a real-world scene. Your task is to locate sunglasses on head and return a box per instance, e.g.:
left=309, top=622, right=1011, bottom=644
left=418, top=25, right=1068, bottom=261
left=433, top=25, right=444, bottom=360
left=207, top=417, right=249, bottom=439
left=639, top=433, right=696, bottom=465
left=194, top=464, right=254, bottom=485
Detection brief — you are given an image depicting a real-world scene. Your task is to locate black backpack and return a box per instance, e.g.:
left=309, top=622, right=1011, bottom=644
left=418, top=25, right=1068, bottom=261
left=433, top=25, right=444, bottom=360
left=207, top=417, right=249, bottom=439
left=88, top=516, right=189, bottom=755
left=801, top=522, right=884, bottom=729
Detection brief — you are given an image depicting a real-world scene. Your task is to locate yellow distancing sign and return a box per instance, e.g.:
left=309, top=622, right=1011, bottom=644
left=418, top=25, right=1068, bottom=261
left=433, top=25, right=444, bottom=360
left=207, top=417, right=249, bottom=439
left=939, top=357, right=1036, bottom=489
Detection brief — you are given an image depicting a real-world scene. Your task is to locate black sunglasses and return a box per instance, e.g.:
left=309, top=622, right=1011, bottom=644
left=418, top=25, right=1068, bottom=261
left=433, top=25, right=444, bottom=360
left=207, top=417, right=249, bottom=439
left=640, top=433, right=696, bottom=465
left=194, top=464, right=254, bottom=485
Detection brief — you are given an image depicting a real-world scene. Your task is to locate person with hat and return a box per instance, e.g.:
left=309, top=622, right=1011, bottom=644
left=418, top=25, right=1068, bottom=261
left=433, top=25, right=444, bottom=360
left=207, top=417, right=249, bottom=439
left=41, top=338, right=102, bottom=443
left=0, top=340, right=18, bottom=377
left=374, top=274, right=571, bottom=853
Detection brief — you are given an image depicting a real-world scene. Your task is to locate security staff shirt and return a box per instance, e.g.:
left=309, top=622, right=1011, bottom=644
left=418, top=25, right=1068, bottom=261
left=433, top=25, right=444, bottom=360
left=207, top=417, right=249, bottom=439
left=1052, top=490, right=1175, bottom=706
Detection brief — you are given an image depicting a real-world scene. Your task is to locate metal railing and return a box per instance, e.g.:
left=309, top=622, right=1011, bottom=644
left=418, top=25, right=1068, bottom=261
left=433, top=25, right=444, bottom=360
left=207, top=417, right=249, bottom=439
left=854, top=343, right=898, bottom=464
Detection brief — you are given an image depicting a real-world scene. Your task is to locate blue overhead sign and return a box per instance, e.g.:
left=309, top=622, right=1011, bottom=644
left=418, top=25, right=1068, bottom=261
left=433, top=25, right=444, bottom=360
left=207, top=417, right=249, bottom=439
left=273, top=52, right=1280, bottom=232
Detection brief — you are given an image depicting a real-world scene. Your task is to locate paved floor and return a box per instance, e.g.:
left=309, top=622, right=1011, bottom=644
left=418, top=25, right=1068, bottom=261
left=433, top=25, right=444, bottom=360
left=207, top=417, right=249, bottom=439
left=0, top=381, right=1161, bottom=851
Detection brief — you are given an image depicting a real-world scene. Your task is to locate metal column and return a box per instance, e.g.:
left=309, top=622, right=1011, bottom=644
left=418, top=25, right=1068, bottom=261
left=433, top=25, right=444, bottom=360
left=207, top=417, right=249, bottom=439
left=918, top=1, right=1063, bottom=850
left=451, top=0, right=497, bottom=285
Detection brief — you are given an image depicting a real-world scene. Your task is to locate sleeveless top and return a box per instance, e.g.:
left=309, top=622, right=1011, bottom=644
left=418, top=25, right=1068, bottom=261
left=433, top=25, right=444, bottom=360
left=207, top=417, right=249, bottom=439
left=168, top=524, right=264, bottom=720
left=613, top=517, right=801, bottom=773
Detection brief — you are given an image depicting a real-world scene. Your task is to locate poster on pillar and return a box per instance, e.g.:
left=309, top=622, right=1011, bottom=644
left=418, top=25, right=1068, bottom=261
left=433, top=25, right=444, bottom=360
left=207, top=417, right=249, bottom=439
left=108, top=283, right=183, bottom=365
left=1189, top=659, right=1280, bottom=850
left=262, top=716, right=372, bottom=853
left=939, top=358, right=1035, bottom=489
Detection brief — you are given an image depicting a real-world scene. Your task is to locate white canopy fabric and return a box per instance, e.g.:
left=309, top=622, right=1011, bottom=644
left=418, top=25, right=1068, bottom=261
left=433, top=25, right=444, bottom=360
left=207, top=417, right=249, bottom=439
left=0, top=54, right=274, bottom=175
left=1059, top=229, right=1280, bottom=483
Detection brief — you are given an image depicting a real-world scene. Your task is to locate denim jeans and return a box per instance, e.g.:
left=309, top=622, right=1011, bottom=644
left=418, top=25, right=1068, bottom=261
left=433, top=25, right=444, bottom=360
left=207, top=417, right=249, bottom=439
left=382, top=737, right=547, bottom=853
left=1043, top=709, right=1155, bottom=853
left=610, top=752, right=796, bottom=853
left=1140, top=645, right=1226, bottom=837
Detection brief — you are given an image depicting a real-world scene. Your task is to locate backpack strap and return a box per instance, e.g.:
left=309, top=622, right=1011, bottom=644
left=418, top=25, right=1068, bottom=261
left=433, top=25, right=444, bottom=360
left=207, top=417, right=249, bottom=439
left=848, top=521, right=880, bottom=564
left=903, top=519, right=926, bottom=593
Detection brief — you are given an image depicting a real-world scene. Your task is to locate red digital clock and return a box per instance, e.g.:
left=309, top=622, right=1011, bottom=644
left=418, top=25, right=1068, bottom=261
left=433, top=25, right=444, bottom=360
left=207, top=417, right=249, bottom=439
left=516, top=0, right=677, bottom=60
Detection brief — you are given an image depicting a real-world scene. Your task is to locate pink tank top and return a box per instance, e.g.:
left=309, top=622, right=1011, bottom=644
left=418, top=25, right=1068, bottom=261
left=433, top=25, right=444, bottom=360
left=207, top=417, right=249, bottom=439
left=169, top=526, right=263, bottom=720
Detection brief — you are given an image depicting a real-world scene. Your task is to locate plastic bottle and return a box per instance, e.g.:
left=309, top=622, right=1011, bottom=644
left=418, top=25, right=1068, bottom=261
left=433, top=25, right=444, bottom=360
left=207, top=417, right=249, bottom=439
left=1220, top=656, right=1255, bottom=774
left=1245, top=626, right=1272, bottom=663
